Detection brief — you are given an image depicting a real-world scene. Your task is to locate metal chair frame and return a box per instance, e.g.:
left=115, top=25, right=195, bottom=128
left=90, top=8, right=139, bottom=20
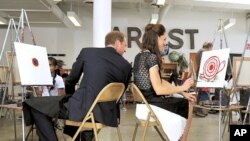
left=130, top=83, right=169, bottom=141
left=65, top=82, right=125, bottom=141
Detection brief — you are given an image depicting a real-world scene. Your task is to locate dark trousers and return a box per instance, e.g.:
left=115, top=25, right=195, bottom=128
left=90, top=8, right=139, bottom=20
left=30, top=108, right=94, bottom=141
left=195, top=90, right=209, bottom=114
left=240, top=89, right=250, bottom=123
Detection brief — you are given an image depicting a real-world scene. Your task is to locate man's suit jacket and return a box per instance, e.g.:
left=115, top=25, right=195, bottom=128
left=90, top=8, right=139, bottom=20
left=65, top=47, right=131, bottom=127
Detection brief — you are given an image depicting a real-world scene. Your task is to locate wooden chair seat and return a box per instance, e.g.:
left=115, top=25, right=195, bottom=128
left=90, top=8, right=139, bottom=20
left=65, top=120, right=106, bottom=129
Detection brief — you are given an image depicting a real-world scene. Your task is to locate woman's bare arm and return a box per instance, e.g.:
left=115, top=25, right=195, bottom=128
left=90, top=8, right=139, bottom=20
left=149, top=66, right=194, bottom=95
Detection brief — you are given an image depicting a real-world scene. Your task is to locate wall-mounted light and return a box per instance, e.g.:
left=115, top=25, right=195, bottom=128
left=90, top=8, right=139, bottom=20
left=53, top=0, right=62, bottom=4
left=0, top=17, right=7, bottom=25
left=150, top=13, right=159, bottom=24
left=67, top=11, right=82, bottom=27
left=153, top=0, right=166, bottom=6
left=218, top=18, right=236, bottom=32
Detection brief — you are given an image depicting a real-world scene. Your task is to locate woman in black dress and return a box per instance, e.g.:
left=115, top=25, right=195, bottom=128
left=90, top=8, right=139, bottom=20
left=133, top=24, right=196, bottom=141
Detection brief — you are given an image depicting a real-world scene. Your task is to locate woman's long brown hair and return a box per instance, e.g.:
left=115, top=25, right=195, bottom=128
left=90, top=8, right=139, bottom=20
left=141, top=24, right=166, bottom=69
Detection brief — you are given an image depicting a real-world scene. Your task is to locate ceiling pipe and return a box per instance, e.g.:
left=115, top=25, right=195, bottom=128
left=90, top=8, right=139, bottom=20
left=40, top=0, right=51, bottom=10
left=43, top=0, right=74, bottom=28
left=158, top=0, right=173, bottom=23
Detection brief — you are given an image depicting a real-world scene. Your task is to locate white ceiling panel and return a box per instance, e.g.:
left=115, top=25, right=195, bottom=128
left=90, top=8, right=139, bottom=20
left=0, top=0, right=249, bottom=28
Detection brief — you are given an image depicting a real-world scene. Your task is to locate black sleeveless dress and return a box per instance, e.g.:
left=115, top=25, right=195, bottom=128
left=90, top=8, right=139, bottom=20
left=133, top=51, right=189, bottom=119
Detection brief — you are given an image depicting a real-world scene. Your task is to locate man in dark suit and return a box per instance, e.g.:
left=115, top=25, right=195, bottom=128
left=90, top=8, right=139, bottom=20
left=23, top=31, right=131, bottom=141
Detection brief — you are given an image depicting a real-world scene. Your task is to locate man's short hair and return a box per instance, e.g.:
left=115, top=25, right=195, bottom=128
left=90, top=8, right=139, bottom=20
left=202, top=42, right=213, bottom=49
left=105, top=31, right=125, bottom=46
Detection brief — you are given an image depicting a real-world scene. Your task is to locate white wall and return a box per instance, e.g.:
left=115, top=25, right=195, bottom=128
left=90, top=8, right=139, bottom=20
left=0, top=7, right=249, bottom=68
left=164, top=8, right=248, bottom=58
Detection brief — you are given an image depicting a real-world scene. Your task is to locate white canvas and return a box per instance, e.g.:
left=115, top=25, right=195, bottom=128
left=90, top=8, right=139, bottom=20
left=196, top=48, right=230, bottom=88
left=14, top=42, right=52, bottom=85
left=233, top=57, right=250, bottom=86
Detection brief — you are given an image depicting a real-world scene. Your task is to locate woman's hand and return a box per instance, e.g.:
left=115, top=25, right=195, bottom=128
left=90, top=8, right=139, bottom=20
left=182, top=92, right=196, bottom=104
left=182, top=78, right=194, bottom=91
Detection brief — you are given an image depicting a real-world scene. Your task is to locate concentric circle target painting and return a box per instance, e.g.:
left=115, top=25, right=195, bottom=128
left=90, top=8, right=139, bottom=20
left=196, top=48, right=230, bottom=88
left=14, top=42, right=52, bottom=86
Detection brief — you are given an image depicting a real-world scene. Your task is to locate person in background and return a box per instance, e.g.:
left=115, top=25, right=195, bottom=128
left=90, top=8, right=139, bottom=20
left=55, top=59, right=65, bottom=76
left=23, top=31, right=131, bottom=141
left=35, top=57, right=65, bottom=96
left=133, top=23, right=196, bottom=141
left=239, top=88, right=250, bottom=123
left=195, top=41, right=213, bottom=117
left=61, top=73, right=69, bottom=84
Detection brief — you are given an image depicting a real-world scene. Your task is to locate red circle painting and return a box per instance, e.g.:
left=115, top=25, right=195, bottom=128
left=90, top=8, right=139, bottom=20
left=200, top=56, right=225, bottom=81
left=32, top=58, right=39, bottom=67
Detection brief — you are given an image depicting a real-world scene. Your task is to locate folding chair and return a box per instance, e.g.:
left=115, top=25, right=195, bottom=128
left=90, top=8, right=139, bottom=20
left=130, top=83, right=169, bottom=141
left=65, top=82, right=125, bottom=141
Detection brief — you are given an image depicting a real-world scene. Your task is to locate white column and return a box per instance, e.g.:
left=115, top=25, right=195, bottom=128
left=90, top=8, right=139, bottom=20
left=93, top=0, right=112, bottom=47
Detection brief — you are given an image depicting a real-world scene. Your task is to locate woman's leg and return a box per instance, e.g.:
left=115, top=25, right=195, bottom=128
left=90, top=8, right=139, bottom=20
left=179, top=102, right=194, bottom=141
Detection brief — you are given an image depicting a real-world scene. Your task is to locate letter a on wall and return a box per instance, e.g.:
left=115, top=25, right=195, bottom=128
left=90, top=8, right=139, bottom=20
left=196, top=48, right=230, bottom=88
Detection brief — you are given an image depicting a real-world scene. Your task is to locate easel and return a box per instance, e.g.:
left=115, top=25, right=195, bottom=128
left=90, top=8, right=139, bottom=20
left=0, top=18, right=19, bottom=141
left=0, top=9, right=37, bottom=141
left=233, top=25, right=250, bottom=125
left=213, top=19, right=250, bottom=140
left=193, top=19, right=237, bottom=141
left=0, top=18, right=19, bottom=110
left=217, top=19, right=231, bottom=141
left=218, top=24, right=250, bottom=138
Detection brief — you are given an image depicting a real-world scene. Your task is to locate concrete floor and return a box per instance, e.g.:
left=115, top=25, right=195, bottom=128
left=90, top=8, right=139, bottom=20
left=0, top=103, right=234, bottom=141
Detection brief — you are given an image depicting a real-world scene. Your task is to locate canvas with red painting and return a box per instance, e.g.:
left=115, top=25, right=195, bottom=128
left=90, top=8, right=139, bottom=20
left=196, top=48, right=230, bottom=88
left=14, top=42, right=52, bottom=86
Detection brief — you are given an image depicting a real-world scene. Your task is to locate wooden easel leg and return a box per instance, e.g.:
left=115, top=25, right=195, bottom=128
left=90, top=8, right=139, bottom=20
left=179, top=102, right=193, bottom=141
